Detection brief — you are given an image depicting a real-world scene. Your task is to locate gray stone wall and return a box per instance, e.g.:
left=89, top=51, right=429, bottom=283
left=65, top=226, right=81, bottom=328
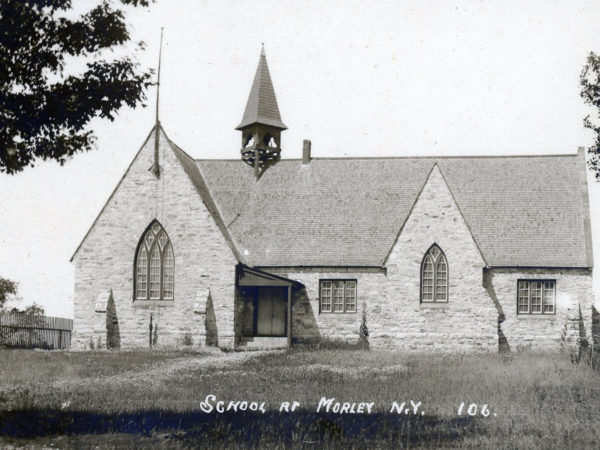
left=279, top=166, right=593, bottom=352
left=383, top=165, right=497, bottom=351
left=486, top=268, right=593, bottom=351
left=73, top=139, right=593, bottom=353
left=274, top=165, right=499, bottom=352
left=72, top=128, right=237, bottom=349
left=283, top=270, right=384, bottom=344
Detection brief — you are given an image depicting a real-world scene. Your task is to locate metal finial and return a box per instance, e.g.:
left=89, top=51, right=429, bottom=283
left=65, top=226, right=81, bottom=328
left=152, top=28, right=164, bottom=178
left=155, top=27, right=164, bottom=126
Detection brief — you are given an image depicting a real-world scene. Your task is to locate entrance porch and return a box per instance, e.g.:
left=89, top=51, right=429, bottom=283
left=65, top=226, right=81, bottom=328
left=236, top=264, right=300, bottom=349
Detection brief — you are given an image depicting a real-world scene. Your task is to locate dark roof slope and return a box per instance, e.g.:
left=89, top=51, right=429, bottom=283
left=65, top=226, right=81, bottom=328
left=196, top=152, right=592, bottom=268
left=236, top=48, right=287, bottom=130
left=167, top=136, right=243, bottom=262
left=438, top=156, right=589, bottom=267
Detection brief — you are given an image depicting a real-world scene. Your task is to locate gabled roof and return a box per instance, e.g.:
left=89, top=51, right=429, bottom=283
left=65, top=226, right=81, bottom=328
left=195, top=151, right=593, bottom=268
left=71, top=125, right=242, bottom=263
left=72, top=124, right=592, bottom=269
left=236, top=47, right=287, bottom=130
left=166, top=134, right=243, bottom=262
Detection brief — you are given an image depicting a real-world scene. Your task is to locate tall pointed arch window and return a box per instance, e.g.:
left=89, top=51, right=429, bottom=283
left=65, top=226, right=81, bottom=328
left=421, top=244, right=448, bottom=303
left=135, top=221, right=174, bottom=300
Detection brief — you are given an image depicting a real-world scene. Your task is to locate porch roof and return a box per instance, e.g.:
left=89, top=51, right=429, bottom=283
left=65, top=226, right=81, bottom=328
left=236, top=264, right=303, bottom=288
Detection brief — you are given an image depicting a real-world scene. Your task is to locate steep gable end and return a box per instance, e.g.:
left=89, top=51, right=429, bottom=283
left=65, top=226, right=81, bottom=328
left=71, top=126, right=241, bottom=263
left=70, top=126, right=157, bottom=262
left=386, top=163, right=486, bottom=272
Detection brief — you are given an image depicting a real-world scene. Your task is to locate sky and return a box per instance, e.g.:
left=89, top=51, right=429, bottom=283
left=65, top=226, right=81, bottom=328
left=1, top=0, right=600, bottom=318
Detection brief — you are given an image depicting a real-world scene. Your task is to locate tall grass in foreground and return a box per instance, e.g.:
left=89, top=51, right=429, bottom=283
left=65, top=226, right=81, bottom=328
left=1, top=348, right=599, bottom=448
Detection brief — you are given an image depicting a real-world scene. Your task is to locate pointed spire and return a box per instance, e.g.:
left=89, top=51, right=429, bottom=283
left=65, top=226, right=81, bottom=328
left=236, top=46, right=287, bottom=130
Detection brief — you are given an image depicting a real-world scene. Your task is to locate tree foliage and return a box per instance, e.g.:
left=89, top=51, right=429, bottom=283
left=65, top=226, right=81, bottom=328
left=0, top=0, right=154, bottom=174
left=581, top=51, right=600, bottom=180
left=9, top=302, right=45, bottom=316
left=0, top=277, right=18, bottom=308
left=0, top=276, right=46, bottom=316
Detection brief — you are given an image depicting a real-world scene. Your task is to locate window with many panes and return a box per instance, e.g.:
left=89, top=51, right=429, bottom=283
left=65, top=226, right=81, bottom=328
left=135, top=221, right=174, bottom=300
left=421, top=244, right=448, bottom=303
left=320, top=280, right=357, bottom=313
left=517, top=280, right=555, bottom=315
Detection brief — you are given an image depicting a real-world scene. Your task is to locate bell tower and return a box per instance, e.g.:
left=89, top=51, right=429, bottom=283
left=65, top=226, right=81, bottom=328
left=236, top=46, right=287, bottom=178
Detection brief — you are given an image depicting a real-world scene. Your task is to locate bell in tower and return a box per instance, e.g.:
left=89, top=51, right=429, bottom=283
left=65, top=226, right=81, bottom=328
left=236, top=46, right=287, bottom=179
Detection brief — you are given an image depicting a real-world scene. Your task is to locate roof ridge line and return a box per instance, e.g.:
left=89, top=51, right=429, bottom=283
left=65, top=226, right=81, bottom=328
left=195, top=153, right=579, bottom=162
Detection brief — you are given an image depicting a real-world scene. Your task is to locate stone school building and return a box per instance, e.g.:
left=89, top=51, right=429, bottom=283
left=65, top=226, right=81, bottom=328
left=71, top=50, right=594, bottom=352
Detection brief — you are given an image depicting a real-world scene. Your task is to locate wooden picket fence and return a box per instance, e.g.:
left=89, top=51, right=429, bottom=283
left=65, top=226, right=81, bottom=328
left=0, top=313, right=73, bottom=349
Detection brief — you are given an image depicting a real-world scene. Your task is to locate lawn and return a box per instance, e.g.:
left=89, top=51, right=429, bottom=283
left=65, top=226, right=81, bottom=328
left=0, top=347, right=599, bottom=448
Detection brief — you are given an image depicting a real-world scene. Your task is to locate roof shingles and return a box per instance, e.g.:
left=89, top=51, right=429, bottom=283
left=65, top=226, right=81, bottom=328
left=236, top=49, right=287, bottom=130
left=197, top=154, right=591, bottom=268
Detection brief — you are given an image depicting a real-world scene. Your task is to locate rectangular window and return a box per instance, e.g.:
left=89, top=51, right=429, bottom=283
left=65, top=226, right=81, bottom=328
left=333, top=281, right=345, bottom=312
left=149, top=247, right=161, bottom=299
left=320, top=279, right=357, bottom=313
left=345, top=281, right=357, bottom=313
left=517, top=280, right=555, bottom=315
left=320, top=281, right=332, bottom=312
left=422, top=260, right=434, bottom=302
left=543, top=281, right=555, bottom=314
left=518, top=281, right=529, bottom=314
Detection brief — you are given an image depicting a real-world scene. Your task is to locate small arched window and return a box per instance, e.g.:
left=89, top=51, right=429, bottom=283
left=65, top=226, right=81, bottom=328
left=262, top=133, right=277, bottom=147
left=421, top=244, right=448, bottom=303
left=135, top=221, right=174, bottom=300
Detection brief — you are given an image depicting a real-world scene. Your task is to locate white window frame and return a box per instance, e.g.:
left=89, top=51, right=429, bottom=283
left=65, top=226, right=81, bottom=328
left=134, top=221, right=175, bottom=301
left=320, top=279, right=357, bottom=313
left=420, top=244, right=449, bottom=303
left=517, top=280, right=555, bottom=315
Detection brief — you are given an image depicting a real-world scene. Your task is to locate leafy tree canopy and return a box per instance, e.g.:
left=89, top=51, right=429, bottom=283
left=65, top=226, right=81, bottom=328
left=0, top=0, right=154, bottom=174
left=581, top=51, right=600, bottom=180
left=0, top=277, right=18, bottom=308
left=0, top=277, right=45, bottom=315
left=9, top=302, right=45, bottom=316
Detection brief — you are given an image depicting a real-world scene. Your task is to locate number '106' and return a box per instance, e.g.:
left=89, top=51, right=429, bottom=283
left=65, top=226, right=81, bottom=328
left=457, top=402, right=493, bottom=417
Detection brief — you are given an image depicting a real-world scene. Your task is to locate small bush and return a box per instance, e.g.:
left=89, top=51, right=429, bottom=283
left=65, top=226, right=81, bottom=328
left=358, top=303, right=369, bottom=349
left=152, top=322, right=159, bottom=347
left=105, top=290, right=120, bottom=349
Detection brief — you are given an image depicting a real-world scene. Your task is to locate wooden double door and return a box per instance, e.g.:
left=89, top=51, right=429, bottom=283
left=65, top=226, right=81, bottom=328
left=255, top=287, right=286, bottom=336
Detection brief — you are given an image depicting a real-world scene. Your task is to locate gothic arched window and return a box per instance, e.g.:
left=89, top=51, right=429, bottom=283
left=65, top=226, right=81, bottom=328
left=135, top=221, right=174, bottom=300
left=421, top=244, right=448, bottom=303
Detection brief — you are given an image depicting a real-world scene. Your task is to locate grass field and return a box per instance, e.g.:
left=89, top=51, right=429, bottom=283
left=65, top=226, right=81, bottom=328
left=1, top=347, right=599, bottom=448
